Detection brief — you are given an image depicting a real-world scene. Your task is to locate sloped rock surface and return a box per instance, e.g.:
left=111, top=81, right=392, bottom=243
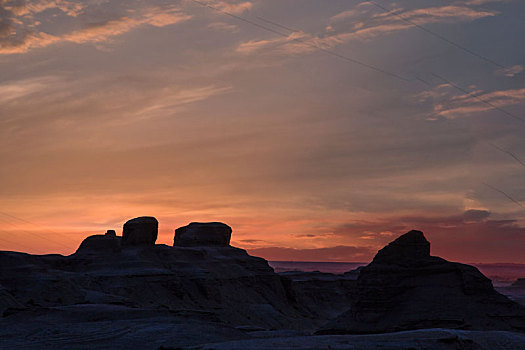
left=372, top=230, right=430, bottom=266
left=318, top=230, right=525, bottom=334
left=174, top=222, right=232, bottom=247
left=75, top=232, right=121, bottom=255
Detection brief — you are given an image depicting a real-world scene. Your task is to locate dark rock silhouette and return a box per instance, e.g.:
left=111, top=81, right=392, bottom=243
left=174, top=222, right=232, bottom=247
left=318, top=230, right=525, bottom=334
left=122, top=216, right=158, bottom=246
left=76, top=231, right=121, bottom=254
left=0, top=218, right=303, bottom=332
left=372, top=229, right=430, bottom=265
left=105, top=229, right=116, bottom=236
left=1, top=221, right=525, bottom=349
left=343, top=266, right=364, bottom=280
left=277, top=270, right=357, bottom=321
left=0, top=283, right=25, bottom=316
left=513, top=278, right=525, bottom=288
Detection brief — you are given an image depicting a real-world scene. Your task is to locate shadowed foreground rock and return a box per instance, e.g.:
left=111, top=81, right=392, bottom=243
left=0, top=219, right=310, bottom=334
left=317, top=230, right=525, bottom=334
left=1, top=222, right=525, bottom=349
left=174, top=222, right=232, bottom=247
left=122, top=216, right=158, bottom=246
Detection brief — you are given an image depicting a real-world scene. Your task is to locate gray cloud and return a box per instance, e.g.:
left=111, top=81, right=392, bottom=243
left=463, top=209, right=491, bottom=222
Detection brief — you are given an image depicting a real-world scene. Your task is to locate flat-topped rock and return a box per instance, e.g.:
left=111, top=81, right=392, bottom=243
left=122, top=216, right=158, bottom=246
left=174, top=222, right=232, bottom=247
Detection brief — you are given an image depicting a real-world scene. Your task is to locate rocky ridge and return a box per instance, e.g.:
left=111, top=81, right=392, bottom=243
left=318, top=230, right=525, bottom=334
left=0, top=218, right=311, bottom=330
left=1, top=221, right=525, bottom=349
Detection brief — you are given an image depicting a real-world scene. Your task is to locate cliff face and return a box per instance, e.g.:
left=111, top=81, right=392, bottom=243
left=0, top=244, right=308, bottom=329
left=318, top=230, right=525, bottom=334
left=0, top=219, right=355, bottom=333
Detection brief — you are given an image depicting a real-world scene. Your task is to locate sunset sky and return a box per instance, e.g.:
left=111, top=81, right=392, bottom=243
left=1, top=0, right=525, bottom=263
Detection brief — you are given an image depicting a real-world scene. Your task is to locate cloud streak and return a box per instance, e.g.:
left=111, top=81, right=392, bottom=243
left=495, top=65, right=524, bottom=77
left=236, top=3, right=497, bottom=57
left=0, top=75, right=60, bottom=103
left=418, top=84, right=525, bottom=119
left=0, top=3, right=191, bottom=54
left=210, top=0, right=252, bottom=15
left=5, top=0, right=84, bottom=17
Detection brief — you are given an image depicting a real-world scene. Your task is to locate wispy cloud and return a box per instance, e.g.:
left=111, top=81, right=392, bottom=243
left=0, top=75, right=60, bottom=103
left=236, top=4, right=497, bottom=57
left=495, top=65, right=524, bottom=77
left=0, top=3, right=191, bottom=54
left=328, top=4, right=370, bottom=24
left=134, top=85, right=233, bottom=119
left=418, top=84, right=525, bottom=119
left=64, top=7, right=191, bottom=44
left=4, top=0, right=85, bottom=17
left=209, top=0, right=252, bottom=15
left=0, top=73, right=232, bottom=128
left=330, top=4, right=497, bottom=40
left=207, top=21, right=239, bottom=32
left=462, top=0, right=515, bottom=5
left=236, top=31, right=312, bottom=55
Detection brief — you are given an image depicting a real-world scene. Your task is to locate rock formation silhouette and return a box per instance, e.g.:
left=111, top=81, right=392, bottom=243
left=1, top=222, right=524, bottom=349
left=76, top=230, right=121, bottom=255
left=318, top=230, right=525, bottom=334
left=122, top=216, right=158, bottom=246
left=1, top=218, right=304, bottom=331
left=174, top=222, right=232, bottom=247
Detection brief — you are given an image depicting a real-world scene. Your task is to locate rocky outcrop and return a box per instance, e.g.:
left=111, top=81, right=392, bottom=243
left=75, top=230, right=121, bottom=254
left=372, top=230, right=430, bottom=265
left=0, top=218, right=311, bottom=331
left=174, top=222, right=232, bottom=247
left=122, top=216, right=158, bottom=246
left=2, top=220, right=525, bottom=349
left=318, top=230, right=525, bottom=334
left=0, top=245, right=307, bottom=330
